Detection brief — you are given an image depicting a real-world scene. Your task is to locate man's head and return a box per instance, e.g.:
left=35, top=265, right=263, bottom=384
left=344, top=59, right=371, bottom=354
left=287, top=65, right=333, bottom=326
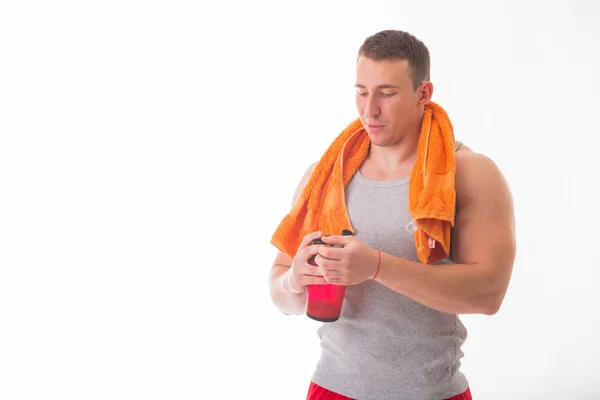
left=355, top=30, right=433, bottom=146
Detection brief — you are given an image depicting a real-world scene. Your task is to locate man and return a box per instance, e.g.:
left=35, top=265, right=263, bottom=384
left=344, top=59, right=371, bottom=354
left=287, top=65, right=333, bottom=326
left=268, top=30, right=516, bottom=400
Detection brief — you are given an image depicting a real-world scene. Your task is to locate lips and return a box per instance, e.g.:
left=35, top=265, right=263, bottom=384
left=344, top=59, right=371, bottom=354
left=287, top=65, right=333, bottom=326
left=367, top=123, right=385, bottom=133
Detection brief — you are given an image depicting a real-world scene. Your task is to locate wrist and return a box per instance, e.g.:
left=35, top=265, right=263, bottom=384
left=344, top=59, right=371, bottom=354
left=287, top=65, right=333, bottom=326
left=372, top=249, right=381, bottom=281
left=282, top=269, right=305, bottom=294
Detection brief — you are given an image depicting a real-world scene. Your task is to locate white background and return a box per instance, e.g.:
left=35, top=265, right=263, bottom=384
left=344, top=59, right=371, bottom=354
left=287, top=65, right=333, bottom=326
left=1, top=1, right=600, bottom=399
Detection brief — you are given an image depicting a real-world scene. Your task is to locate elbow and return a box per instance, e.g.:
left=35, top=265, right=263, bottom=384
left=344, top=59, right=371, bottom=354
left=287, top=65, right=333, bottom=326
left=479, top=269, right=511, bottom=315
left=482, top=302, right=501, bottom=315
left=481, top=292, right=506, bottom=315
left=466, top=300, right=499, bottom=316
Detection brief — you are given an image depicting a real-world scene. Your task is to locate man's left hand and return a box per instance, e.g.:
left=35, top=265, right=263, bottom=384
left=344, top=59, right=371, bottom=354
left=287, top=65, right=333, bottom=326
left=316, top=234, right=379, bottom=285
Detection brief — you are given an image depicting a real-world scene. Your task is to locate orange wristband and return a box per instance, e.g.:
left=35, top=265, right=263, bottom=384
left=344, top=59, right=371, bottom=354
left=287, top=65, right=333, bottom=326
left=372, top=249, right=381, bottom=280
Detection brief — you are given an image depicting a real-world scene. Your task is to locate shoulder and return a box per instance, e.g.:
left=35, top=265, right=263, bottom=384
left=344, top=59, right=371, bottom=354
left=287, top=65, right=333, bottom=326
left=454, top=144, right=513, bottom=213
left=291, top=161, right=318, bottom=206
left=302, top=161, right=318, bottom=181
left=456, top=144, right=498, bottom=175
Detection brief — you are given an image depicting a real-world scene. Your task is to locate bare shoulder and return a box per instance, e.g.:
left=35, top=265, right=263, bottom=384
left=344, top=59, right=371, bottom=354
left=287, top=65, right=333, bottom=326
left=454, top=144, right=512, bottom=207
left=292, top=161, right=318, bottom=207
left=452, top=143, right=516, bottom=269
left=272, top=161, right=318, bottom=268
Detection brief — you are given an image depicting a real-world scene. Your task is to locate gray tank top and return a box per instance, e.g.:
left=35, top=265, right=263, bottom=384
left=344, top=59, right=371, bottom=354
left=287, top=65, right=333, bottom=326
left=310, top=142, right=469, bottom=400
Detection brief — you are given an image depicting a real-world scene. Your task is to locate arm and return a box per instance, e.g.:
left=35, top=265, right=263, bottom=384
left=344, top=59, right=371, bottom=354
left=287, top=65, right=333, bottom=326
left=374, top=148, right=516, bottom=315
left=268, top=163, right=325, bottom=315
left=318, top=147, right=516, bottom=315
left=269, top=252, right=308, bottom=315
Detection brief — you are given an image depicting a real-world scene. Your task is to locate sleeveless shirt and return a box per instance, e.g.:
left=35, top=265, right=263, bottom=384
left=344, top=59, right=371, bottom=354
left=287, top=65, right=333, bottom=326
left=310, top=142, right=469, bottom=400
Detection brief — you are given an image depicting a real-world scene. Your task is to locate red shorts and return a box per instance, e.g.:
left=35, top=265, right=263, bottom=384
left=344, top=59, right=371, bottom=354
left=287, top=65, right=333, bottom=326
left=306, top=381, right=472, bottom=400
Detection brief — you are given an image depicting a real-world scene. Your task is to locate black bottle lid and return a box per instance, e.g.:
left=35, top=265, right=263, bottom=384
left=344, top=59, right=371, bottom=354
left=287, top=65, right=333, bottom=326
left=341, top=229, right=354, bottom=236
left=312, top=238, right=326, bottom=245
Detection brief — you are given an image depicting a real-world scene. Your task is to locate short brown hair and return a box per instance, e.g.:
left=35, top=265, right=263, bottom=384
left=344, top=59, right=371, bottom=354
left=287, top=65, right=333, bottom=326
left=358, top=30, right=430, bottom=91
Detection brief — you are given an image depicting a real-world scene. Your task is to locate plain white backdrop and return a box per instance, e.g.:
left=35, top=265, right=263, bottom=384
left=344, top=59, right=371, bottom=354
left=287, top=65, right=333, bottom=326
left=1, top=0, right=599, bottom=399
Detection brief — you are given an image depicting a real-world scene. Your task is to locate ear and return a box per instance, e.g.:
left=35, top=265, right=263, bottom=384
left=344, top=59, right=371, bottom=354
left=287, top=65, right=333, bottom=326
left=418, top=81, right=434, bottom=105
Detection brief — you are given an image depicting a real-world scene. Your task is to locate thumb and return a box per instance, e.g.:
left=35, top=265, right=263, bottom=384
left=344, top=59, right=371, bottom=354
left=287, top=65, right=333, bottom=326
left=298, top=231, right=323, bottom=251
left=321, top=234, right=351, bottom=247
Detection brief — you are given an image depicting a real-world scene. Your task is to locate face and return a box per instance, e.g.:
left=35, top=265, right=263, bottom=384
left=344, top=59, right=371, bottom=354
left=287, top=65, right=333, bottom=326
left=355, top=57, right=432, bottom=146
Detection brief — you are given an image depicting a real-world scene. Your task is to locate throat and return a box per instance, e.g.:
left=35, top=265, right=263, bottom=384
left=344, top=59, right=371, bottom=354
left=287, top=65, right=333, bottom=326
left=358, top=161, right=413, bottom=181
left=358, top=146, right=417, bottom=181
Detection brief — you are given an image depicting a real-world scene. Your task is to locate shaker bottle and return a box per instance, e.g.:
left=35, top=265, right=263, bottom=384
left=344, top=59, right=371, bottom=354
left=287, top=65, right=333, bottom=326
left=305, top=230, right=353, bottom=322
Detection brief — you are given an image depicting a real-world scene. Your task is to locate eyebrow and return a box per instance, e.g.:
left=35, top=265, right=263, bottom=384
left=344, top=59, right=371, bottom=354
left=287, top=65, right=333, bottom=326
left=355, top=84, right=401, bottom=89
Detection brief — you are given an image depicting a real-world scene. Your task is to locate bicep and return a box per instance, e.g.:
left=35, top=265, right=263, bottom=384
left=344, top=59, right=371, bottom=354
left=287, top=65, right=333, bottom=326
left=269, top=250, right=293, bottom=283
left=452, top=153, right=516, bottom=281
left=270, top=162, right=317, bottom=273
left=291, top=161, right=317, bottom=208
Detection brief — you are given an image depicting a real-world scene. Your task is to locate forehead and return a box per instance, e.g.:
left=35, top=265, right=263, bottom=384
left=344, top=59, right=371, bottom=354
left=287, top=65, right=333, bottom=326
left=355, top=57, right=412, bottom=87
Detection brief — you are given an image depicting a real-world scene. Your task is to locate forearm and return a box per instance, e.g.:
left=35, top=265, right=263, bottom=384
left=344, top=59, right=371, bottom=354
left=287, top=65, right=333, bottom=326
left=375, top=252, right=504, bottom=315
left=269, top=265, right=307, bottom=315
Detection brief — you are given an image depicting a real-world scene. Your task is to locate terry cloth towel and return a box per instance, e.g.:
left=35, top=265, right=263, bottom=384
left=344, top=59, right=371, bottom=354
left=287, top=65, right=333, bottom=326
left=271, top=101, right=456, bottom=264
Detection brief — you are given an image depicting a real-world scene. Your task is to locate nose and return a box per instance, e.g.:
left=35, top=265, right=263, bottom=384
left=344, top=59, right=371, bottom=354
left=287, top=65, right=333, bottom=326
left=363, top=95, right=381, bottom=119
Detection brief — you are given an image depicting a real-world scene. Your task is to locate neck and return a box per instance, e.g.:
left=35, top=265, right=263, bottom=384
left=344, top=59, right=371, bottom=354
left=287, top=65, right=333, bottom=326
left=367, top=125, right=421, bottom=173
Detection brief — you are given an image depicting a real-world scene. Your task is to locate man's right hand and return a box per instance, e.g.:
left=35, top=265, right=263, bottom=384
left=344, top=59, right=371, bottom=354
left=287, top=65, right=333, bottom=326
left=285, top=231, right=329, bottom=293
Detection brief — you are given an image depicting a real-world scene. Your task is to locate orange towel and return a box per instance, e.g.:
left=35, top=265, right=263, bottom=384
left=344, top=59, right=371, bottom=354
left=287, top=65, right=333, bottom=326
left=271, top=101, right=456, bottom=264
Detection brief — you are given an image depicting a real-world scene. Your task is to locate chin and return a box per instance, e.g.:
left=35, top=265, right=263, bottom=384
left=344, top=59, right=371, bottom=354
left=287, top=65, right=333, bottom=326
left=367, top=127, right=389, bottom=139
left=367, top=134, right=388, bottom=147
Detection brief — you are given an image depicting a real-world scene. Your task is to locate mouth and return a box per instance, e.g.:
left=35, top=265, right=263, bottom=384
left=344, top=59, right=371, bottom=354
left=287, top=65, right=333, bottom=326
left=367, top=123, right=385, bottom=132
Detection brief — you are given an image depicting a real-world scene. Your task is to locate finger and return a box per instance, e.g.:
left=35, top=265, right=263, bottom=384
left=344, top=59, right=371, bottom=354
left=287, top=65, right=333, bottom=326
left=320, top=234, right=351, bottom=247
left=298, top=260, right=322, bottom=276
left=322, top=270, right=343, bottom=281
left=318, top=245, right=345, bottom=261
left=314, top=255, right=343, bottom=271
left=323, top=276, right=345, bottom=285
left=303, top=276, right=328, bottom=286
left=298, top=231, right=323, bottom=250
left=297, top=243, right=324, bottom=263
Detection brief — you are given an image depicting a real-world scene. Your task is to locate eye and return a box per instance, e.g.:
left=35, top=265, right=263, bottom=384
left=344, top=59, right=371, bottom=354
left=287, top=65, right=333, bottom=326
left=381, top=92, right=395, bottom=98
left=357, top=91, right=368, bottom=97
